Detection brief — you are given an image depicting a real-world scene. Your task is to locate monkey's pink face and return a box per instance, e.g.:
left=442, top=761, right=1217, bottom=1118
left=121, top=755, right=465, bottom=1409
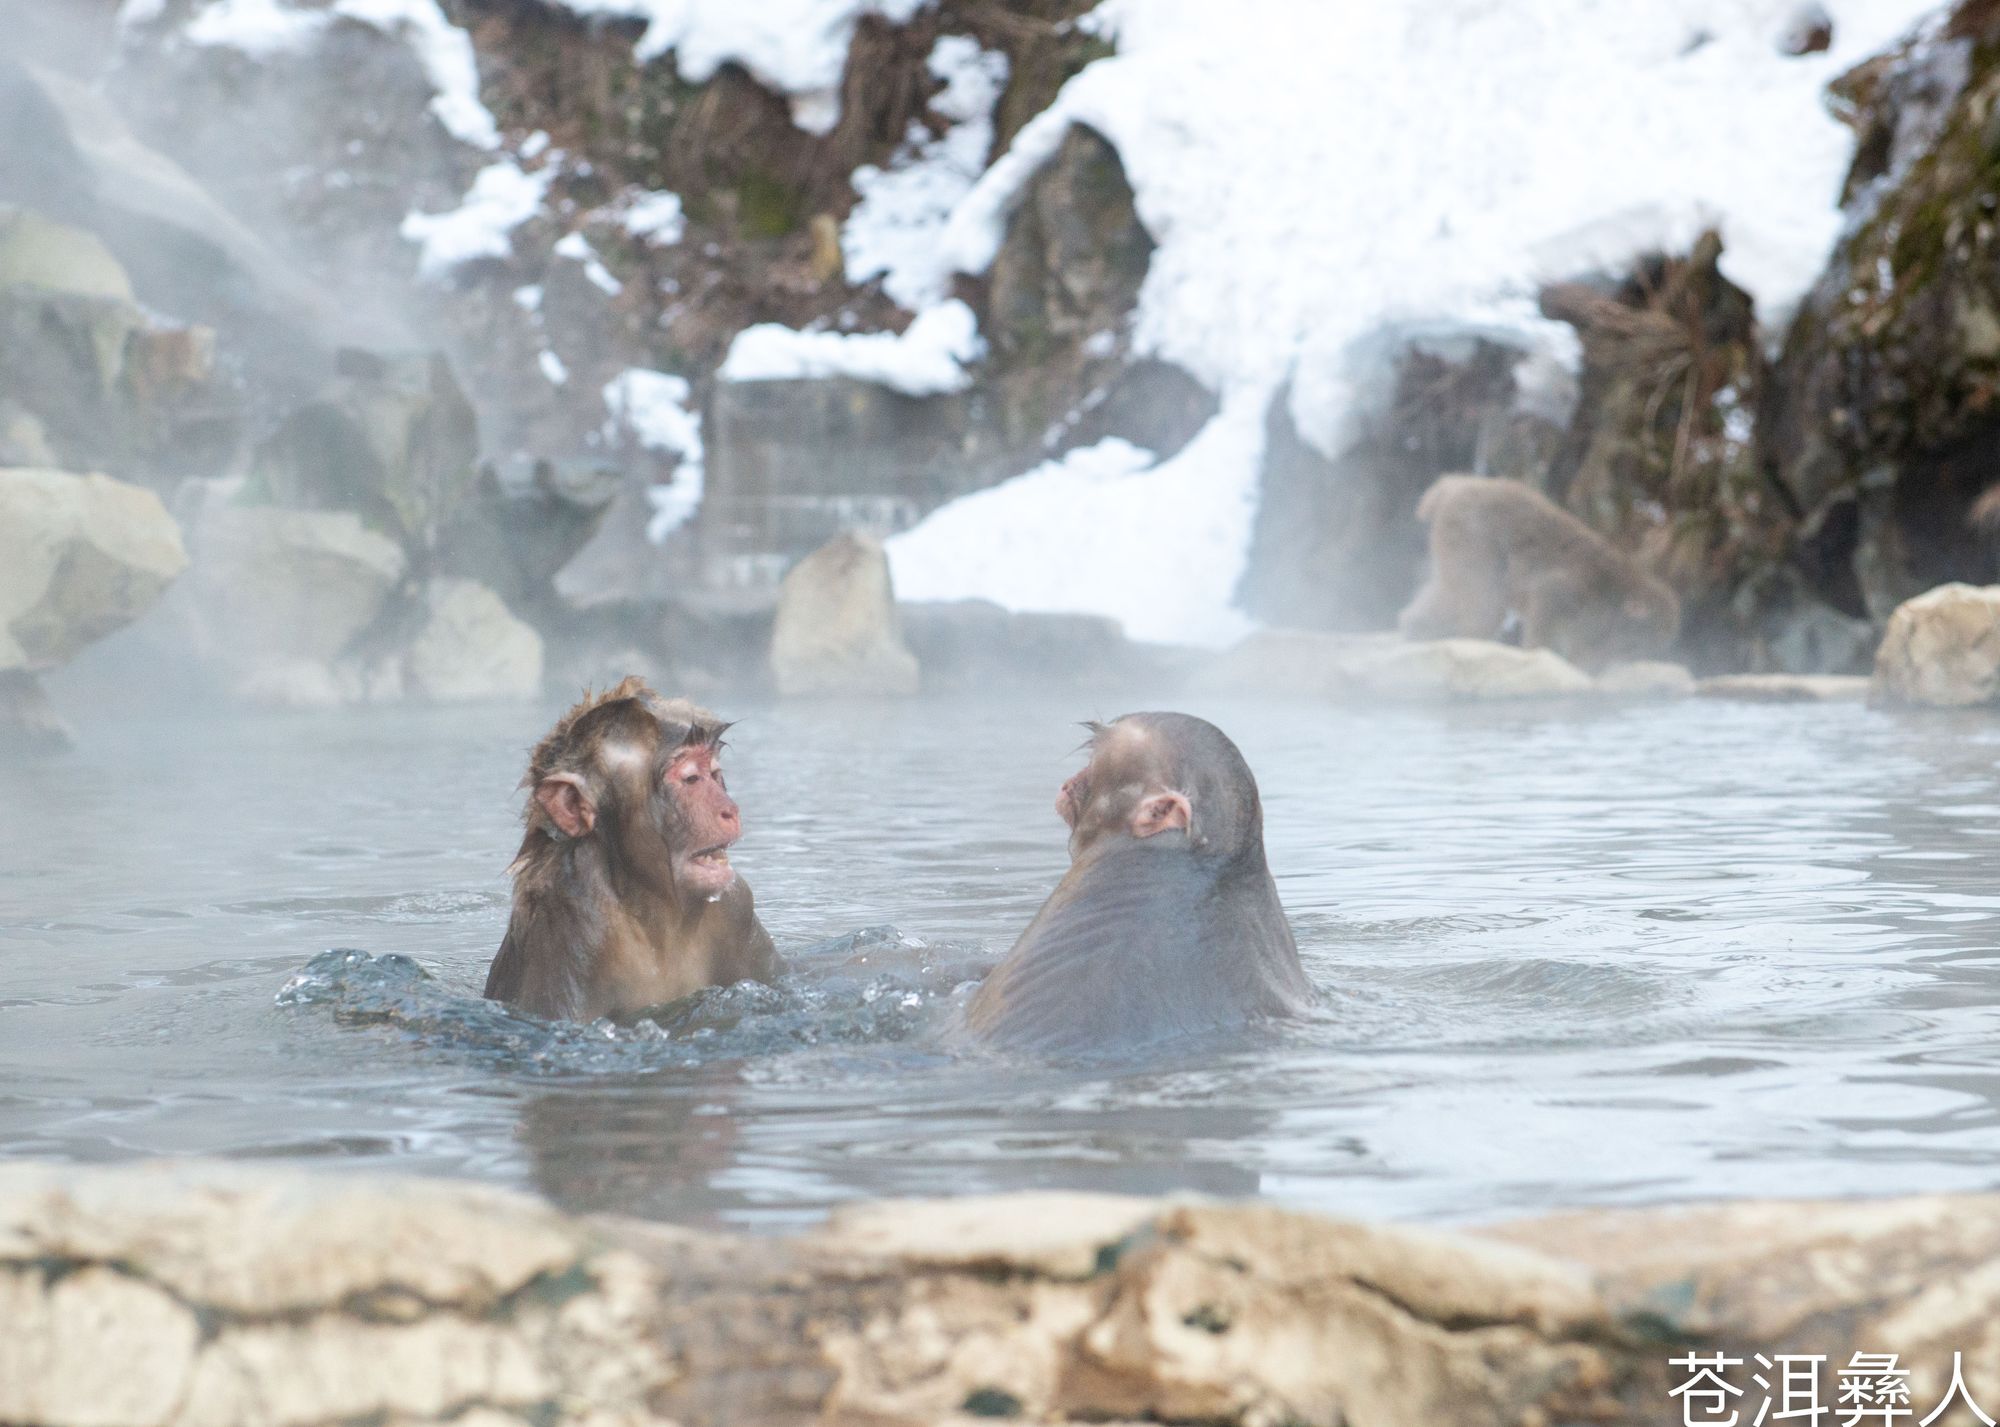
left=666, top=745, right=740, bottom=897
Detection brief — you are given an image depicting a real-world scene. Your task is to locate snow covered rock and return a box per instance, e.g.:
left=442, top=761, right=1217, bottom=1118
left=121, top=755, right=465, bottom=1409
left=770, top=531, right=918, bottom=697
left=1871, top=581, right=2000, bottom=706
left=401, top=577, right=544, bottom=702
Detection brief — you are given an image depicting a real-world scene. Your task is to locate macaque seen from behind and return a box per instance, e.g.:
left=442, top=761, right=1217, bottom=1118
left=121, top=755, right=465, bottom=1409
left=484, top=678, right=779, bottom=1021
left=1398, top=474, right=1680, bottom=672
left=965, top=712, right=1312, bottom=1054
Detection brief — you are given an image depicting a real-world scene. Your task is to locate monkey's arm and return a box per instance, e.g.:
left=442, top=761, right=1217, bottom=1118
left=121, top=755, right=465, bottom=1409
left=730, top=878, right=785, bottom=981
left=483, top=928, right=523, bottom=1003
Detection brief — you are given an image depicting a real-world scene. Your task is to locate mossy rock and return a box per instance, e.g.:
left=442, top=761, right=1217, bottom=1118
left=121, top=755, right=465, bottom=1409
left=0, top=208, right=134, bottom=303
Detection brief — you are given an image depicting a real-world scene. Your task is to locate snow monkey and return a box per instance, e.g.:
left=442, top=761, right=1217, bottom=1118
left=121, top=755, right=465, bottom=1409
left=964, top=712, right=1313, bottom=1054
left=1397, top=474, right=1681, bottom=671
left=484, top=678, right=779, bottom=1021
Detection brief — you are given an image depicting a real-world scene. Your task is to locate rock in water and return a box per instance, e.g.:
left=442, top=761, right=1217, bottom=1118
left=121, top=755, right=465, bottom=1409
left=0, top=467, right=187, bottom=753
left=403, top=578, right=544, bottom=702
left=1872, top=583, right=2000, bottom=707
left=770, top=532, right=920, bottom=697
left=178, top=504, right=406, bottom=675
left=0, top=468, right=188, bottom=670
left=1193, top=629, right=1593, bottom=702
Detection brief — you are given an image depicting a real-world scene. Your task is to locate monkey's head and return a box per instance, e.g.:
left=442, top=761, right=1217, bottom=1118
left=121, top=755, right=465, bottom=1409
left=1056, top=712, right=1265, bottom=867
left=516, top=677, right=742, bottom=902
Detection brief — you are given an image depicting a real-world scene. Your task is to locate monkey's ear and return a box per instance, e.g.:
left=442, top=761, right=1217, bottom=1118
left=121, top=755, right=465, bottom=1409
left=1129, top=791, right=1192, bottom=839
left=535, top=774, right=595, bottom=838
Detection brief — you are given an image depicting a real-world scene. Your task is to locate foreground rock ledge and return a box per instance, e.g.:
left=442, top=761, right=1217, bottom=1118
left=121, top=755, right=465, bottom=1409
left=4, top=1164, right=1998, bottom=1427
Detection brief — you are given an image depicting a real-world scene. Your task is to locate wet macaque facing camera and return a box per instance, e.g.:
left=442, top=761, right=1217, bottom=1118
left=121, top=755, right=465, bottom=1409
left=483, top=678, right=779, bottom=1022
left=1397, top=474, right=1681, bottom=672
left=964, top=712, right=1313, bottom=1055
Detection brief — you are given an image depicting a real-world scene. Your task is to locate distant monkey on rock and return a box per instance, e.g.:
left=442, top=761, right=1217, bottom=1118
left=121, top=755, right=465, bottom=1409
left=484, top=678, right=779, bottom=1022
left=1397, top=475, right=1681, bottom=671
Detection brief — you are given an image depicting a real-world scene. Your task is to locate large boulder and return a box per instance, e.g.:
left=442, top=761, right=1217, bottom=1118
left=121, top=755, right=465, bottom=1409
left=179, top=503, right=407, bottom=672
left=0, top=206, right=229, bottom=480
left=7, top=1160, right=2000, bottom=1427
left=1871, top=581, right=2000, bottom=706
left=402, top=578, right=544, bottom=703
left=770, top=532, right=920, bottom=697
left=253, top=350, right=480, bottom=552
left=0, top=467, right=188, bottom=673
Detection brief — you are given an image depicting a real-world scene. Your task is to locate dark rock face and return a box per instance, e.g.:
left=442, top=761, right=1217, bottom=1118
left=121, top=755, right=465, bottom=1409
left=1759, top=1, right=2000, bottom=639
left=978, top=125, right=1201, bottom=463
left=1238, top=343, right=1537, bottom=632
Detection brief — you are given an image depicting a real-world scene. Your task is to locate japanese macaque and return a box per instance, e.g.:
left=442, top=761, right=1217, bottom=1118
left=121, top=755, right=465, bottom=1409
left=483, top=678, right=779, bottom=1021
left=1397, top=475, right=1681, bottom=672
left=964, top=713, right=1313, bottom=1055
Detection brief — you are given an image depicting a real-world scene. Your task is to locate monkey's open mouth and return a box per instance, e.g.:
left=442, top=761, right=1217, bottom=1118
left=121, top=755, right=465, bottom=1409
left=688, top=844, right=733, bottom=866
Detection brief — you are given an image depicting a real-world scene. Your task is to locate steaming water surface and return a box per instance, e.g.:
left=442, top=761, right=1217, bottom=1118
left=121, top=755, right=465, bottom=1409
left=5, top=694, right=2000, bottom=1228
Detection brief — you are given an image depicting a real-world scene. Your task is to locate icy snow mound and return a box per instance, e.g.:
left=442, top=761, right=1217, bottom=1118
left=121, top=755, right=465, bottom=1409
left=720, top=299, right=986, bottom=397
left=893, top=0, right=1944, bottom=642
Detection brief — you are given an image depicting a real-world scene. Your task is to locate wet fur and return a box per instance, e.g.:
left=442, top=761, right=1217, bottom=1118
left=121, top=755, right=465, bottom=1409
left=1399, top=474, right=1680, bottom=671
left=483, top=678, right=778, bottom=1022
left=965, top=712, right=1312, bottom=1054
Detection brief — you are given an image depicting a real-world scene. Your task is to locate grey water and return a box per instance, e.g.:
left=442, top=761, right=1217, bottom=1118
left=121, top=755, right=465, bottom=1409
left=4, top=692, right=2000, bottom=1231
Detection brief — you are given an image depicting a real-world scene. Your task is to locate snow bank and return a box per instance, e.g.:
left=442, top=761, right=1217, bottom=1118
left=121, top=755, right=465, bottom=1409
left=182, top=0, right=499, bottom=149
left=551, top=0, right=928, bottom=134
left=897, top=0, right=1944, bottom=642
left=843, top=36, right=1009, bottom=310
left=886, top=403, right=1262, bottom=647
left=720, top=299, right=985, bottom=397
left=401, top=160, right=553, bottom=280
left=603, top=369, right=707, bottom=542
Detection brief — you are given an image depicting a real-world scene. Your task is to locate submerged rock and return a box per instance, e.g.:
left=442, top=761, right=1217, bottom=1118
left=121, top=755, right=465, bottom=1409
left=1594, top=660, right=1696, bottom=698
left=4, top=1160, right=2000, bottom=1427
left=770, top=531, right=920, bottom=697
left=1195, top=629, right=1593, bottom=702
left=1871, top=581, right=2000, bottom=706
left=1698, top=673, right=1873, bottom=702
left=899, top=598, right=1171, bottom=693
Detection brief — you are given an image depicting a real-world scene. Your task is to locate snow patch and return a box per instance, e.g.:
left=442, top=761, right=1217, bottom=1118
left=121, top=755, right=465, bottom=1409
left=904, top=0, right=1945, bottom=637
left=603, top=369, right=707, bottom=541
left=720, top=298, right=984, bottom=396
left=555, top=231, right=624, bottom=295
left=538, top=349, right=570, bottom=386
left=401, top=160, right=553, bottom=280
left=549, top=0, right=928, bottom=133
left=621, top=190, right=687, bottom=245
left=886, top=401, right=1263, bottom=648
left=842, top=35, right=1009, bottom=310
left=184, top=0, right=326, bottom=54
